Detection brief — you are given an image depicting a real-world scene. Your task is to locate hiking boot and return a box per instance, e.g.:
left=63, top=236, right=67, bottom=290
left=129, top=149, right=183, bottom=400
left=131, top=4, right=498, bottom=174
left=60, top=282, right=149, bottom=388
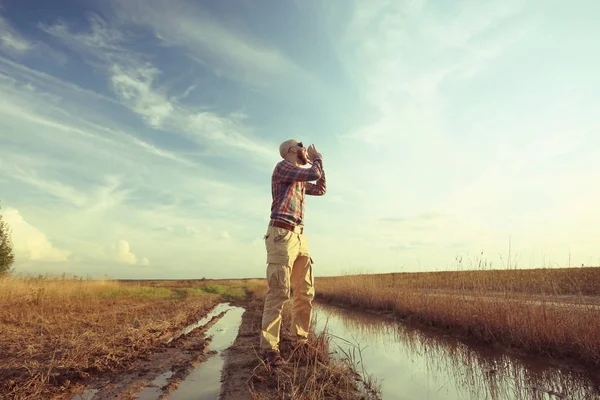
left=262, top=350, right=287, bottom=367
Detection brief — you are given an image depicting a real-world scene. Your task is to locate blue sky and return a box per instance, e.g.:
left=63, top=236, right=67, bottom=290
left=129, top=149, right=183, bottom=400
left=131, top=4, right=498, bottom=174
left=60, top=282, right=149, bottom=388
left=1, top=0, right=599, bottom=279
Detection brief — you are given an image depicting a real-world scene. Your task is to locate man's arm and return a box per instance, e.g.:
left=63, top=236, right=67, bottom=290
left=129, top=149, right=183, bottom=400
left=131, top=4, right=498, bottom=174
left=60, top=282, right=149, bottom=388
left=276, top=159, right=323, bottom=183
left=306, top=161, right=326, bottom=196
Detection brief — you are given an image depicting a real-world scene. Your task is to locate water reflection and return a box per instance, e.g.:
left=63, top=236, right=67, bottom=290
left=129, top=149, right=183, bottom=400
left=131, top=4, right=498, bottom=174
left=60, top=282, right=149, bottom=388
left=72, top=388, right=98, bottom=400
left=167, top=305, right=245, bottom=400
left=313, top=303, right=600, bottom=400
left=166, top=302, right=236, bottom=344
left=135, top=371, right=173, bottom=399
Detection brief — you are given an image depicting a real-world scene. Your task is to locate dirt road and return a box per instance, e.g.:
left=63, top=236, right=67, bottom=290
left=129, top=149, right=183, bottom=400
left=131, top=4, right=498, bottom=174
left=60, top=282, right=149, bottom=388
left=68, top=295, right=377, bottom=400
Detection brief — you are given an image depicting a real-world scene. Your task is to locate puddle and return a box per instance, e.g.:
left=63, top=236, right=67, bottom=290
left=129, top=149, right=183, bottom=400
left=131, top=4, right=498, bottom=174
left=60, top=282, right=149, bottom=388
left=72, top=388, right=98, bottom=400
left=167, top=305, right=245, bottom=400
left=166, top=302, right=236, bottom=344
left=74, top=303, right=244, bottom=400
left=134, top=371, right=174, bottom=399
left=313, top=303, right=600, bottom=400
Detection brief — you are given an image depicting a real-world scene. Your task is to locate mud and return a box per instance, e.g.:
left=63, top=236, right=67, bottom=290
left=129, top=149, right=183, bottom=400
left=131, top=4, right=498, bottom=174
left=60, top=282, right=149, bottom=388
left=219, top=296, right=265, bottom=400
left=69, top=296, right=378, bottom=400
left=68, top=292, right=600, bottom=400
left=219, top=297, right=379, bottom=400
left=167, top=305, right=244, bottom=399
left=70, top=303, right=240, bottom=400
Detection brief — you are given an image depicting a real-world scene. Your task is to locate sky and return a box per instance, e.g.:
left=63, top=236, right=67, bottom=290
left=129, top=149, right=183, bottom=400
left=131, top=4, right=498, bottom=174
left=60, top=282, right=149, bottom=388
left=1, top=0, right=599, bottom=279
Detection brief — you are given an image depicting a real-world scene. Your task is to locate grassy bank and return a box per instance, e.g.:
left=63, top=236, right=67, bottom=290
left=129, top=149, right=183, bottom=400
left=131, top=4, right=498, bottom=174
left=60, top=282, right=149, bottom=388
left=1, top=275, right=379, bottom=400
left=315, top=267, right=600, bottom=369
left=220, top=281, right=380, bottom=399
left=323, top=267, right=600, bottom=295
left=0, top=275, right=236, bottom=400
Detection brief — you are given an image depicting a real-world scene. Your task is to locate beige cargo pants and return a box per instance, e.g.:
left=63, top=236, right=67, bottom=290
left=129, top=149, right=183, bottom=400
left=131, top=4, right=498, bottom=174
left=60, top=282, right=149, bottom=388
left=260, top=224, right=315, bottom=352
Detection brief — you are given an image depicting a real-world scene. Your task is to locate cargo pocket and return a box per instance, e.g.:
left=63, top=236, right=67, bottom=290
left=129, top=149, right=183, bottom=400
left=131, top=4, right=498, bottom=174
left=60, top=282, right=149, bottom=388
left=267, top=253, right=290, bottom=266
left=266, top=228, right=293, bottom=266
left=263, top=232, right=270, bottom=252
left=267, top=264, right=291, bottom=299
left=305, top=259, right=314, bottom=288
left=273, top=228, right=292, bottom=244
left=268, top=265, right=286, bottom=289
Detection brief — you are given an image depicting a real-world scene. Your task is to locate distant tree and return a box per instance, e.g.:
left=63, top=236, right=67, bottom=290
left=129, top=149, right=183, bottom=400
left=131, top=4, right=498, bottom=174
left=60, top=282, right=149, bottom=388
left=0, top=202, right=15, bottom=275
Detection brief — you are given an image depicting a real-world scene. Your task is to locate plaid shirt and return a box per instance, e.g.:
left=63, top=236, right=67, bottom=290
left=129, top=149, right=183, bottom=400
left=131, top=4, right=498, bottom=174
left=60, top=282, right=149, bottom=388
left=269, top=158, right=326, bottom=226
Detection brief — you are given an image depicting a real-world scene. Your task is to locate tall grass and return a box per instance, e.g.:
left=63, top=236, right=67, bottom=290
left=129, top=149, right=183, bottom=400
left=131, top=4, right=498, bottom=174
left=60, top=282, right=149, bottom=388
left=323, top=267, right=600, bottom=296
left=245, top=288, right=381, bottom=399
left=127, top=278, right=266, bottom=299
left=315, top=267, right=600, bottom=368
left=318, top=302, right=597, bottom=400
left=1, top=275, right=121, bottom=305
left=0, top=275, right=224, bottom=399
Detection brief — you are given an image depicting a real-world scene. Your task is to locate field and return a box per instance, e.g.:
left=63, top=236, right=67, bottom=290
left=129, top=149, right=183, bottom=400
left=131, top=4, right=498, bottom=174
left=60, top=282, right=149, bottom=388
left=3, top=267, right=599, bottom=399
left=0, top=275, right=378, bottom=400
left=0, top=276, right=228, bottom=399
left=315, top=267, right=600, bottom=368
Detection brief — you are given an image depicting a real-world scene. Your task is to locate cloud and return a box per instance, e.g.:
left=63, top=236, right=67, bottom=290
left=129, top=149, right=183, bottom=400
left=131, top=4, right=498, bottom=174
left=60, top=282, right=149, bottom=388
left=41, top=14, right=277, bottom=163
left=111, top=240, right=148, bottom=266
left=40, top=16, right=127, bottom=65
left=2, top=163, right=88, bottom=207
left=376, top=212, right=447, bottom=234
left=0, top=63, right=197, bottom=169
left=341, top=0, right=527, bottom=146
left=390, top=240, right=432, bottom=252
left=0, top=15, right=34, bottom=55
left=109, top=63, right=174, bottom=129
left=0, top=40, right=271, bottom=276
left=0, top=13, right=67, bottom=64
left=379, top=212, right=447, bottom=223
left=110, top=0, right=315, bottom=91
left=2, top=0, right=598, bottom=278
left=321, top=1, right=535, bottom=249
left=0, top=54, right=118, bottom=105
left=1, top=208, right=70, bottom=262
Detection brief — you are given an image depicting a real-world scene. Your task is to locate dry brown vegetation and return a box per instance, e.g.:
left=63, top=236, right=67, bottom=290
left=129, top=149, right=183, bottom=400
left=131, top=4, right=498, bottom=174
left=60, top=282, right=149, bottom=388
left=318, top=301, right=599, bottom=400
left=330, top=266, right=600, bottom=295
left=220, top=287, right=381, bottom=400
left=248, top=327, right=380, bottom=400
left=315, top=267, right=600, bottom=369
left=0, top=276, right=225, bottom=399
left=1, top=275, right=379, bottom=400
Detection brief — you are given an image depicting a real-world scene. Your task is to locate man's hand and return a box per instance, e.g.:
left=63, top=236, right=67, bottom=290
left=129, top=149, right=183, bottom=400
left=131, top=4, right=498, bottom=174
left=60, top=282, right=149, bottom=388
left=307, top=144, right=322, bottom=162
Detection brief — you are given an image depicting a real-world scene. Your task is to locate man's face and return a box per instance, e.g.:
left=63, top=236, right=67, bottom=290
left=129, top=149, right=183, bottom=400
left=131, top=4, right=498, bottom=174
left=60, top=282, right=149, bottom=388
left=293, top=142, right=309, bottom=165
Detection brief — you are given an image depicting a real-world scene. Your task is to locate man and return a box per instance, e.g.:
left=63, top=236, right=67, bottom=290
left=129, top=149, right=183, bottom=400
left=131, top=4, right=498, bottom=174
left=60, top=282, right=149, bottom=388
left=260, top=139, right=326, bottom=367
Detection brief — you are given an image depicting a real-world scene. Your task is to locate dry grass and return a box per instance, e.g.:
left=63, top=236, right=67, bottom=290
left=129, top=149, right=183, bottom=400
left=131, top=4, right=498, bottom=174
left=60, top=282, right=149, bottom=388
left=0, top=275, right=223, bottom=400
left=325, top=266, right=600, bottom=296
left=320, top=301, right=598, bottom=400
left=133, top=278, right=268, bottom=299
left=1, top=275, right=376, bottom=400
left=315, top=267, right=600, bottom=369
left=247, top=302, right=381, bottom=400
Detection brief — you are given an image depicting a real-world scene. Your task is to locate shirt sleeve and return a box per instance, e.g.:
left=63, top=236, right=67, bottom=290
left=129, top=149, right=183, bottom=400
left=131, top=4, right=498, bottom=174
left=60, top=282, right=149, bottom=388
left=276, top=159, right=323, bottom=183
left=306, top=166, right=326, bottom=196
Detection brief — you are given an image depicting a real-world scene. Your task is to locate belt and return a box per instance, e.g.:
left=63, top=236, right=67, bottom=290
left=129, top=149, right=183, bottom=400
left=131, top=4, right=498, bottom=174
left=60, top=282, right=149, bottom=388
left=269, top=220, right=303, bottom=234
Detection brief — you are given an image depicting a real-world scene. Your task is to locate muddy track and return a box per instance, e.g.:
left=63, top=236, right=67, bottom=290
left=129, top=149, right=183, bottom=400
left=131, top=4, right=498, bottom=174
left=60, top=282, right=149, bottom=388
left=415, top=290, right=600, bottom=311
left=219, top=296, right=263, bottom=400
left=73, top=308, right=230, bottom=400
left=70, top=295, right=377, bottom=400
left=220, top=297, right=378, bottom=400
